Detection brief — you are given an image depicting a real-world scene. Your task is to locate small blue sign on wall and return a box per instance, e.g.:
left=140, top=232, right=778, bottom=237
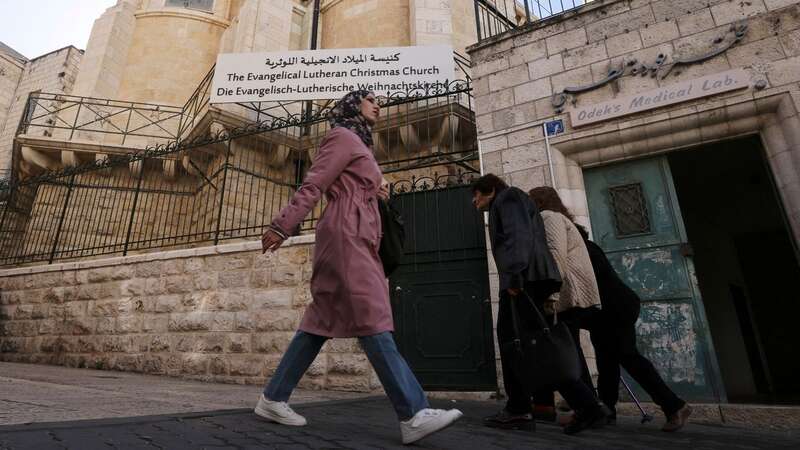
left=545, top=119, right=565, bottom=137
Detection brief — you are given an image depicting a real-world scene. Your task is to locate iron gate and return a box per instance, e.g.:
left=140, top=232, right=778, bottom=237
left=389, top=176, right=497, bottom=391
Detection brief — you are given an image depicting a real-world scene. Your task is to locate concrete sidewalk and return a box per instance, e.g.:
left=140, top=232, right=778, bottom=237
left=0, top=362, right=368, bottom=426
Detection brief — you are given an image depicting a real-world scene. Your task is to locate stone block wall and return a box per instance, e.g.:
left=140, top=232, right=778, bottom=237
left=71, top=0, right=137, bottom=102
left=411, top=0, right=455, bottom=48
left=116, top=8, right=228, bottom=105
left=469, top=0, right=800, bottom=225
left=0, top=238, right=381, bottom=392
left=321, top=0, right=411, bottom=48
left=220, top=0, right=295, bottom=54
left=0, top=53, right=26, bottom=162
left=0, top=47, right=83, bottom=171
left=451, top=0, right=483, bottom=55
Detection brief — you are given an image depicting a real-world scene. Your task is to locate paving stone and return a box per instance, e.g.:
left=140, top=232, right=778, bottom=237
left=1, top=398, right=797, bottom=450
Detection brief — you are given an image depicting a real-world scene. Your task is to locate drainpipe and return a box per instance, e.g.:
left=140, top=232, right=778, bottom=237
left=542, top=121, right=557, bottom=188
left=477, top=138, right=485, bottom=175
left=310, top=0, right=321, bottom=50
left=302, top=0, right=321, bottom=128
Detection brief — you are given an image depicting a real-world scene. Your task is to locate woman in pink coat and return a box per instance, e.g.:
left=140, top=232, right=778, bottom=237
left=255, top=90, right=462, bottom=445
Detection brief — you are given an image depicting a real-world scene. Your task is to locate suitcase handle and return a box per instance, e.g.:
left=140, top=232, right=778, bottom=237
left=509, top=290, right=552, bottom=343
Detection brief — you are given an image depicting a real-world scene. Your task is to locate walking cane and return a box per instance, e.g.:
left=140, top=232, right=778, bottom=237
left=620, top=376, right=654, bottom=424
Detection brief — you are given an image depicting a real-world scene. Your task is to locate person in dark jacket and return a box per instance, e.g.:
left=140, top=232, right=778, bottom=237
left=524, top=186, right=691, bottom=432
left=471, top=174, right=607, bottom=435
left=580, top=230, right=693, bottom=432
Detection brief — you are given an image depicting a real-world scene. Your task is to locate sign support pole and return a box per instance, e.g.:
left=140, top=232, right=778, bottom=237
left=543, top=121, right=557, bottom=188
left=303, top=0, right=321, bottom=128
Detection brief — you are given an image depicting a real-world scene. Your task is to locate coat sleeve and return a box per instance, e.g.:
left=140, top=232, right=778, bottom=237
left=271, top=128, right=355, bottom=234
left=540, top=211, right=568, bottom=309
left=495, top=190, right=535, bottom=290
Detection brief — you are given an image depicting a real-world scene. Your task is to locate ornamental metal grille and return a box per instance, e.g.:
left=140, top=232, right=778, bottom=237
left=608, top=183, right=651, bottom=237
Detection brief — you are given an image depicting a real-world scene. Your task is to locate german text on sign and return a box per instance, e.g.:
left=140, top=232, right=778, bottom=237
left=211, top=45, right=455, bottom=103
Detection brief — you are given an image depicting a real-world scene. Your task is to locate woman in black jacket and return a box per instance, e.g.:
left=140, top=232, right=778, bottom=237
left=472, top=174, right=607, bottom=435
left=580, top=229, right=692, bottom=432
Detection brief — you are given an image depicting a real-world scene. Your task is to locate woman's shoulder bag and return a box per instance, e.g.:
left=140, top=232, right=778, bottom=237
left=378, top=198, right=405, bottom=277
left=501, top=291, right=582, bottom=391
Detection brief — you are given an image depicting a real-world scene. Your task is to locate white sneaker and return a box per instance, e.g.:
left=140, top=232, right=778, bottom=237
left=254, top=394, right=307, bottom=426
left=400, top=408, right=463, bottom=445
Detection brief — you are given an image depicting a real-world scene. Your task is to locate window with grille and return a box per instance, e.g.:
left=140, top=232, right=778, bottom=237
left=608, top=183, right=651, bottom=237
left=166, top=0, right=214, bottom=12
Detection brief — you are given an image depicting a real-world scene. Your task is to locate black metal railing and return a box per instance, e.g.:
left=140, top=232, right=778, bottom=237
left=19, top=53, right=473, bottom=150
left=177, top=66, right=214, bottom=142
left=16, top=93, right=184, bottom=146
left=0, top=80, right=478, bottom=267
left=474, top=0, right=594, bottom=42
left=17, top=72, right=213, bottom=151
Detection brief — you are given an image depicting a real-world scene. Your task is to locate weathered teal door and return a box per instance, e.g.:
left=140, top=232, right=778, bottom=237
left=584, top=157, right=724, bottom=402
left=389, top=183, right=497, bottom=391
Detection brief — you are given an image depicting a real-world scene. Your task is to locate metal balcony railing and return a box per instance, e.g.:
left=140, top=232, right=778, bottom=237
left=18, top=53, right=474, bottom=151
left=16, top=93, right=184, bottom=146
left=474, top=0, right=595, bottom=43
left=0, top=54, right=478, bottom=267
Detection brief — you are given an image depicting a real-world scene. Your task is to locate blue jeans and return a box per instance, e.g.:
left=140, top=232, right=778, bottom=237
left=264, top=331, right=429, bottom=421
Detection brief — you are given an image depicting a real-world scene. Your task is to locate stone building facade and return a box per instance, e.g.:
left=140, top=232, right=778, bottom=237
left=469, top=0, right=800, bottom=405
left=5, top=0, right=800, bottom=410
left=0, top=44, right=28, bottom=169
left=0, top=0, right=487, bottom=397
left=9, top=0, right=484, bottom=178
left=0, top=45, right=83, bottom=171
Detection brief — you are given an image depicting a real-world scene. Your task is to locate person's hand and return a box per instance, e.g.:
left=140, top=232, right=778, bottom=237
left=378, top=178, right=390, bottom=200
left=507, top=288, right=521, bottom=296
left=261, top=228, right=285, bottom=253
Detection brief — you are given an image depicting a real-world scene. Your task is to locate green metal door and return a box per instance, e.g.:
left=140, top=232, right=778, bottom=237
left=584, top=157, right=724, bottom=402
left=388, top=183, right=497, bottom=391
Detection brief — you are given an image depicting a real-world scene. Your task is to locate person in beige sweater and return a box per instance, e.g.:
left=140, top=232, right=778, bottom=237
left=529, top=187, right=604, bottom=423
left=473, top=174, right=608, bottom=435
left=538, top=208, right=601, bottom=314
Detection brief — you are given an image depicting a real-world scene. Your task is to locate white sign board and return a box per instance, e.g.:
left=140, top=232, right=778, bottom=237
left=210, top=45, right=455, bottom=103
left=570, top=69, right=750, bottom=127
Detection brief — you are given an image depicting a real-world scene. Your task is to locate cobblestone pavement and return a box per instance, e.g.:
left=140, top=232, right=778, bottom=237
left=1, top=397, right=798, bottom=450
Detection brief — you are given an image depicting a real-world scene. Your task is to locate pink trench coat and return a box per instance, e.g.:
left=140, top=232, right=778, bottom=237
left=271, top=127, right=392, bottom=337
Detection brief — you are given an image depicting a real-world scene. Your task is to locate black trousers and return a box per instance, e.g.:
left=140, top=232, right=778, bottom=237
left=497, top=293, right=599, bottom=415
left=590, top=309, right=685, bottom=416
left=532, top=306, right=600, bottom=409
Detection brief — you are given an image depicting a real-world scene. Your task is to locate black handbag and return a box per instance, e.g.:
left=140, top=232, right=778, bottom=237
left=501, top=291, right=582, bottom=391
left=378, top=198, right=405, bottom=276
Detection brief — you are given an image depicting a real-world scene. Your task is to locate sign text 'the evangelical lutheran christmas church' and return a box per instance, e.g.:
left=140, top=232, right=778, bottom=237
left=211, top=45, right=455, bottom=103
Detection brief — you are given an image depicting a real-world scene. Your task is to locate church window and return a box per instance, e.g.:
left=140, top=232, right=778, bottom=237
left=165, top=0, right=214, bottom=12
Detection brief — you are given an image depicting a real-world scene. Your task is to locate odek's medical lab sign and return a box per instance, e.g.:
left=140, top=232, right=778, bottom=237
left=570, top=69, right=750, bottom=127
left=210, top=45, right=455, bottom=103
